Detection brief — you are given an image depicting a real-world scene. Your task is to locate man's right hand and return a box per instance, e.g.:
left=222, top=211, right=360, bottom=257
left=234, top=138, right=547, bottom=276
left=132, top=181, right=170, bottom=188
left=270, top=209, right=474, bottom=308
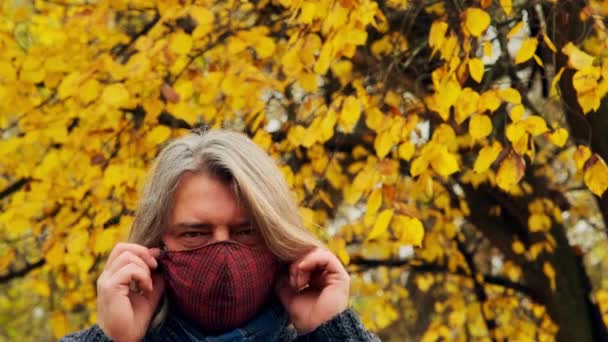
left=96, top=243, right=165, bottom=342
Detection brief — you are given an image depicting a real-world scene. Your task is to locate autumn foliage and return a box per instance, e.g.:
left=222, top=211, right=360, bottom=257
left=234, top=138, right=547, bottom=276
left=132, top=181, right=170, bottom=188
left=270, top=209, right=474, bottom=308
left=1, top=0, right=608, bottom=341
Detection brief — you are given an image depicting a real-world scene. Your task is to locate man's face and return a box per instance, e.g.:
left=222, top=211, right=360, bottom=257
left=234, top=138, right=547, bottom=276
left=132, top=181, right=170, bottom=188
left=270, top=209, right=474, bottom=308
left=162, top=172, right=263, bottom=251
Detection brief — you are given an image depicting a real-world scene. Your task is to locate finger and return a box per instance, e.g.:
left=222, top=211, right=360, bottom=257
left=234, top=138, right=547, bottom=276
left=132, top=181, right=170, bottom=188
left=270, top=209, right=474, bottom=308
left=144, top=273, right=165, bottom=304
left=110, top=263, right=154, bottom=292
left=289, top=249, right=315, bottom=289
left=106, top=251, right=150, bottom=276
left=298, top=249, right=344, bottom=274
left=107, top=243, right=158, bottom=270
left=275, top=275, right=296, bottom=306
left=149, top=247, right=161, bottom=259
left=295, top=249, right=347, bottom=287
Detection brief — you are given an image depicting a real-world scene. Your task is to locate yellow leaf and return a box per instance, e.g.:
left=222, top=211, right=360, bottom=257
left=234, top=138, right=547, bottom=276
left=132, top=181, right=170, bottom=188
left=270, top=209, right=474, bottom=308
left=51, top=312, right=70, bottom=338
left=374, top=131, right=394, bottom=159
left=46, top=243, right=65, bottom=268
left=515, top=38, right=538, bottom=64
left=468, top=58, right=484, bottom=83
left=228, top=37, right=247, bottom=55
left=543, top=262, right=556, bottom=291
left=429, top=20, right=448, bottom=54
left=398, top=141, right=415, bottom=161
left=299, top=73, right=318, bottom=92
left=416, top=274, right=434, bottom=292
left=57, top=71, right=82, bottom=99
left=533, top=54, right=543, bottom=67
left=66, top=229, right=89, bottom=255
left=31, top=279, right=51, bottom=297
left=319, top=109, right=337, bottom=143
left=254, top=36, right=275, bottom=59
left=367, top=209, right=394, bottom=241
left=79, top=78, right=101, bottom=104
left=340, top=96, right=361, bottom=132
left=385, top=91, right=401, bottom=108
left=529, top=213, right=552, bottom=232
left=507, top=21, right=524, bottom=38
left=506, top=122, right=526, bottom=144
left=584, top=157, right=608, bottom=196
left=365, top=107, right=384, bottom=131
left=314, top=42, right=333, bottom=74
left=331, top=60, right=353, bottom=85
left=469, top=114, right=492, bottom=139
left=474, top=141, right=502, bottom=173
left=550, top=67, right=565, bottom=97
left=512, top=240, right=525, bottom=254
left=101, top=83, right=130, bottom=108
left=574, top=145, right=591, bottom=170
left=94, top=228, right=119, bottom=255
left=484, top=41, right=493, bottom=58
left=573, top=66, right=601, bottom=113
left=449, top=310, right=466, bottom=327
left=548, top=128, right=568, bottom=147
left=371, top=35, right=393, bottom=57
left=344, top=184, right=363, bottom=205
left=509, top=104, right=525, bottom=121
left=299, top=1, right=317, bottom=24
left=169, top=32, right=193, bottom=55
left=543, top=33, right=557, bottom=53
left=478, top=90, right=501, bottom=112
left=191, top=6, right=214, bottom=26
left=394, top=215, right=425, bottom=246
left=0, top=60, right=16, bottom=82
left=500, top=0, right=513, bottom=15
left=500, top=88, right=521, bottom=104
left=454, top=88, right=479, bottom=124
left=410, top=156, right=429, bottom=177
left=367, top=188, right=383, bottom=216
left=562, top=42, right=594, bottom=70
left=523, top=115, right=549, bottom=136
left=431, top=147, right=459, bottom=177
left=0, top=249, right=15, bottom=273
left=496, top=152, right=525, bottom=191
left=577, top=91, right=600, bottom=114
left=328, top=238, right=350, bottom=265
left=464, top=8, right=491, bottom=37
left=146, top=126, right=171, bottom=145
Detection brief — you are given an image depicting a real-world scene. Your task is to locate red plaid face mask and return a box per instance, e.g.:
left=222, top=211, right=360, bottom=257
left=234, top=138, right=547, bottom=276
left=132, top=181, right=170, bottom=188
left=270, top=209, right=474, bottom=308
left=159, top=240, right=279, bottom=333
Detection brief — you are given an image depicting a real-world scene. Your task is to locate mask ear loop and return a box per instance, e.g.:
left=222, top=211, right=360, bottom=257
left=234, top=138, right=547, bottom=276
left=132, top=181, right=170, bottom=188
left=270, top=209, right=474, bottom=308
left=156, top=242, right=167, bottom=263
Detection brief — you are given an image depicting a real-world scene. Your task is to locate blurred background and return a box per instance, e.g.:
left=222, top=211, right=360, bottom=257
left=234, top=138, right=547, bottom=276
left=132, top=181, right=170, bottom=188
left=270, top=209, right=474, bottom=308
left=1, top=0, right=608, bottom=341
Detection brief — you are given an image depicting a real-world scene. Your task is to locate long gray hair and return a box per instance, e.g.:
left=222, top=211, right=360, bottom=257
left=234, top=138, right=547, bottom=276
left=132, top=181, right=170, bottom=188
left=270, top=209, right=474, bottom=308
left=128, top=128, right=324, bottom=326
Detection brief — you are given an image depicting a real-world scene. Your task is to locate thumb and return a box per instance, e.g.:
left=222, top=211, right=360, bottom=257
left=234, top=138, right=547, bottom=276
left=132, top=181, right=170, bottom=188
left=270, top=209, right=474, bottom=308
left=275, top=275, right=295, bottom=307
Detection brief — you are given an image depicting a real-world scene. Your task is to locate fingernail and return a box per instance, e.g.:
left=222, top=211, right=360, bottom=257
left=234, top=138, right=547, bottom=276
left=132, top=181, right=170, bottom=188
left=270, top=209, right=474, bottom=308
left=297, top=284, right=310, bottom=292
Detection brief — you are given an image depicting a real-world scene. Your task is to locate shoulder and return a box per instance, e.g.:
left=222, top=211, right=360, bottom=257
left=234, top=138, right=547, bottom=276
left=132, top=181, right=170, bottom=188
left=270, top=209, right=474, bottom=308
left=278, top=309, right=380, bottom=342
left=59, top=325, right=112, bottom=342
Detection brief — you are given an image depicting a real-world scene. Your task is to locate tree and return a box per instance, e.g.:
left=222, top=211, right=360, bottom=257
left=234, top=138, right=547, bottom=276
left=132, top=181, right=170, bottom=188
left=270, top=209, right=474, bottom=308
left=1, top=0, right=608, bottom=340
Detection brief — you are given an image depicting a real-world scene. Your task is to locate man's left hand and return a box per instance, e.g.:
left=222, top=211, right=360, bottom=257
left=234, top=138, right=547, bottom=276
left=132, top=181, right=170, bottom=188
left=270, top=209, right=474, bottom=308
left=275, top=248, right=350, bottom=334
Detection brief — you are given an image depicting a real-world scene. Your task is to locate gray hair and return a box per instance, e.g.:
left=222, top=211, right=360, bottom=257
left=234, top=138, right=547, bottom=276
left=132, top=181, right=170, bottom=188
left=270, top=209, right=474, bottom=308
left=128, top=128, right=324, bottom=326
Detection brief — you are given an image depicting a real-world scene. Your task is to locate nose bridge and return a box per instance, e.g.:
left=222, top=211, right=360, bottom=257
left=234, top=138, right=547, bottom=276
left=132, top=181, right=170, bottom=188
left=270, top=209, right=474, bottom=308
left=214, top=225, right=230, bottom=241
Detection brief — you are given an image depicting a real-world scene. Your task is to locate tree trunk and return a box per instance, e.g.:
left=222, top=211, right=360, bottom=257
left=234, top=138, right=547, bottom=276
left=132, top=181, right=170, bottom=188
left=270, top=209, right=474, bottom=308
left=553, top=0, right=608, bottom=237
left=463, top=185, right=605, bottom=341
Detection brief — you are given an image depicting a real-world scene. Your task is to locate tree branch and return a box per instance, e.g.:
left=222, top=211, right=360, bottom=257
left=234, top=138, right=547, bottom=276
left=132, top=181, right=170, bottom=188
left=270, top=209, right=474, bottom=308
left=349, top=257, right=540, bottom=303
left=0, top=178, right=30, bottom=200
left=0, top=259, right=45, bottom=284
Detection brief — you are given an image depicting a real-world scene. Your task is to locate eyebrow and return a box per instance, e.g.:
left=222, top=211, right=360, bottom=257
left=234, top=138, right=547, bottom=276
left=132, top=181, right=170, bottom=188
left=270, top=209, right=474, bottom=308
left=172, top=220, right=252, bottom=230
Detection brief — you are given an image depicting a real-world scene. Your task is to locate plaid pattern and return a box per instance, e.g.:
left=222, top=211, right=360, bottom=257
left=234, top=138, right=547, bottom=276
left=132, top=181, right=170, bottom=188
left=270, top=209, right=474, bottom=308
left=159, top=241, right=279, bottom=334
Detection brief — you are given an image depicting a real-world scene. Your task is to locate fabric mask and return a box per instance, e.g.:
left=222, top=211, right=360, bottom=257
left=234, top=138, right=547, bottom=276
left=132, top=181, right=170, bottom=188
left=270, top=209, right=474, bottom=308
left=159, top=240, right=279, bottom=334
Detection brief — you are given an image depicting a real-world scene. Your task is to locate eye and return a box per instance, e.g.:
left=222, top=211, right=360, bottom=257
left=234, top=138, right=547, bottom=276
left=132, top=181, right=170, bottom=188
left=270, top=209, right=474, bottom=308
left=181, top=231, right=211, bottom=238
left=235, top=227, right=255, bottom=235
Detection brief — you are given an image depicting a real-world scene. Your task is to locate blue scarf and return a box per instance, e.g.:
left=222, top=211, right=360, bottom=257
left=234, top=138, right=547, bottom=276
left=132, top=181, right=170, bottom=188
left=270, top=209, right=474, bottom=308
left=147, top=301, right=289, bottom=342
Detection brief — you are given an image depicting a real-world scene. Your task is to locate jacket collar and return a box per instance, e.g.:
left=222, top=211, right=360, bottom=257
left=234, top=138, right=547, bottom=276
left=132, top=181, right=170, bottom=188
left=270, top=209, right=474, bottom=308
left=152, top=300, right=288, bottom=342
